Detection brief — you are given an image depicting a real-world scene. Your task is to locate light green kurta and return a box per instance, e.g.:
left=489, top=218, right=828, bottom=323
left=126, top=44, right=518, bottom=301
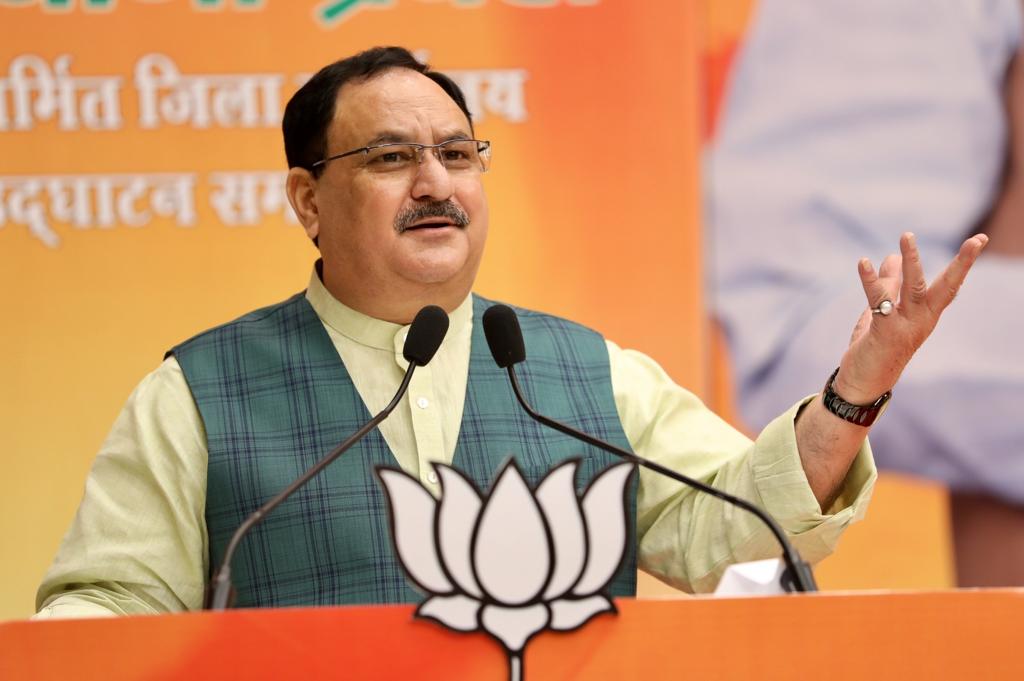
left=36, top=270, right=875, bottom=619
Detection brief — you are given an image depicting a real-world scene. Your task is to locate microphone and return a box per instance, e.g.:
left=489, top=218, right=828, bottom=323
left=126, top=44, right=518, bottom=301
left=481, top=304, right=818, bottom=593
left=206, top=304, right=450, bottom=610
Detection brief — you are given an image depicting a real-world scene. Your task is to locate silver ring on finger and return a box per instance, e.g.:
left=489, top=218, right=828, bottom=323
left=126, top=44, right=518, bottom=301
left=871, top=299, right=894, bottom=316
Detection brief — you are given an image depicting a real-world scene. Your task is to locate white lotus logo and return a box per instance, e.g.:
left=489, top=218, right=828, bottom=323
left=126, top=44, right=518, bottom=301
left=377, top=459, right=635, bottom=681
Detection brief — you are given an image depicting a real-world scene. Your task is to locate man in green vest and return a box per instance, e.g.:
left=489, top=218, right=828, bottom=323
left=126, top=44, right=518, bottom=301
left=36, top=47, right=987, bottom=616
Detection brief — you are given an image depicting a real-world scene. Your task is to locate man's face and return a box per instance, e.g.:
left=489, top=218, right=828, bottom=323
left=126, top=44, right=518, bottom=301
left=308, top=68, right=489, bottom=313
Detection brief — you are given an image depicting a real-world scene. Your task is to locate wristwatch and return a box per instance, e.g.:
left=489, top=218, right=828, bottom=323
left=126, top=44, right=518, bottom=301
left=821, top=367, right=892, bottom=427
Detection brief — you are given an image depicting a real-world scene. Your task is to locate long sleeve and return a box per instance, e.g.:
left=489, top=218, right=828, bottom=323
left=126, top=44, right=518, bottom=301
left=608, top=340, right=876, bottom=593
left=36, top=323, right=877, bottom=619
left=34, top=358, right=209, bottom=619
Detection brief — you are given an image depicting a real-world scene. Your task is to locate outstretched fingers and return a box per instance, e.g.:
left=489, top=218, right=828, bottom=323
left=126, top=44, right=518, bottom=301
left=925, top=234, right=989, bottom=313
left=857, top=258, right=883, bottom=308
left=899, top=232, right=929, bottom=307
left=858, top=253, right=900, bottom=310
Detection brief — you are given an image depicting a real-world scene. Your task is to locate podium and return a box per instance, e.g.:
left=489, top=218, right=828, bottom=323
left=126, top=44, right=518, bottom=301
left=3, top=591, right=1022, bottom=680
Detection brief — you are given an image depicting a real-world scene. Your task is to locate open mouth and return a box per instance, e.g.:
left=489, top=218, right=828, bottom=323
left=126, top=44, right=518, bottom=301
left=405, top=220, right=457, bottom=231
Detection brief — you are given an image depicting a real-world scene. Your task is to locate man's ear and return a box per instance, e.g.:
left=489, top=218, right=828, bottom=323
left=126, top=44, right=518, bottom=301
left=286, top=167, right=320, bottom=242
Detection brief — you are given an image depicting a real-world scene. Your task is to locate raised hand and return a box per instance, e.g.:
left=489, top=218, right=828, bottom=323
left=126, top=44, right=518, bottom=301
left=835, top=232, right=989, bottom=404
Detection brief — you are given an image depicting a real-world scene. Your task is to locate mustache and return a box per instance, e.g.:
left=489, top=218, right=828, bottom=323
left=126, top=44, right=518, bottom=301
left=394, top=201, right=470, bottom=234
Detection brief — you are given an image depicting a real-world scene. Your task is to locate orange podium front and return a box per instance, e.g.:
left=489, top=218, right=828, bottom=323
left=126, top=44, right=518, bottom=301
left=3, top=591, right=1022, bottom=680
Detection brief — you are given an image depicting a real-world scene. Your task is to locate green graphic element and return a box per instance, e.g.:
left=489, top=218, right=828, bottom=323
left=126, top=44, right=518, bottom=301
left=318, top=0, right=392, bottom=25
left=39, top=0, right=113, bottom=7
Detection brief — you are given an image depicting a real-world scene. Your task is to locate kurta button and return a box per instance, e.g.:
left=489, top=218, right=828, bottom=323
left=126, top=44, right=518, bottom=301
left=427, top=471, right=438, bottom=484
left=417, top=397, right=429, bottom=409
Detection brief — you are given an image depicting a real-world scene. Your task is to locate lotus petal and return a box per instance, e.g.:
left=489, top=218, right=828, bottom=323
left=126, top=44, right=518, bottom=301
left=572, top=462, right=634, bottom=595
left=480, top=603, right=550, bottom=653
left=417, top=594, right=481, bottom=632
left=534, top=460, right=587, bottom=600
left=549, top=595, right=614, bottom=631
left=377, top=468, right=453, bottom=594
left=436, top=465, right=484, bottom=598
left=472, top=462, right=552, bottom=605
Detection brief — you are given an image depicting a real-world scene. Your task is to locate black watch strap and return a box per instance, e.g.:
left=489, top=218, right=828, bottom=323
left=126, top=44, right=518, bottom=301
left=821, top=367, right=891, bottom=427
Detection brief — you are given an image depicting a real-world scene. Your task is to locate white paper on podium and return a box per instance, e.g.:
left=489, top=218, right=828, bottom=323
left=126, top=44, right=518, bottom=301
left=713, top=558, right=788, bottom=597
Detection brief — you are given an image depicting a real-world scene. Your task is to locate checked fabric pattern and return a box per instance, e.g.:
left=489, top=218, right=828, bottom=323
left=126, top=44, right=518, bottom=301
left=172, top=293, right=638, bottom=607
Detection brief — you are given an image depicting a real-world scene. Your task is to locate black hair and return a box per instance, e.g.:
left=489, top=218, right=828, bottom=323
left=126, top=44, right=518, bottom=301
left=282, top=46, right=473, bottom=178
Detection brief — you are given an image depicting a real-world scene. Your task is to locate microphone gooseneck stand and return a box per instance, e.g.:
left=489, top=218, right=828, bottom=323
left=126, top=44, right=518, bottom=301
left=482, top=304, right=817, bottom=593
left=206, top=304, right=450, bottom=610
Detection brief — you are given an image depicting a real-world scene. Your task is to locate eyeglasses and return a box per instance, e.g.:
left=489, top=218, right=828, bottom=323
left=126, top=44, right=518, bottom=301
left=311, top=139, right=492, bottom=174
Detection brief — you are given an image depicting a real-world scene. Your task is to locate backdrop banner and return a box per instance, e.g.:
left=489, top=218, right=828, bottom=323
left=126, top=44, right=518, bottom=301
left=0, top=0, right=703, bottom=620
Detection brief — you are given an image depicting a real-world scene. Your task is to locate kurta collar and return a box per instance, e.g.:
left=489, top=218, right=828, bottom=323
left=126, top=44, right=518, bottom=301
left=304, top=262, right=473, bottom=351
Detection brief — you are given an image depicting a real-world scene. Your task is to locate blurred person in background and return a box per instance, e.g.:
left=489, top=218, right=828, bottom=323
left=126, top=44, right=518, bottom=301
left=709, top=0, right=1024, bottom=585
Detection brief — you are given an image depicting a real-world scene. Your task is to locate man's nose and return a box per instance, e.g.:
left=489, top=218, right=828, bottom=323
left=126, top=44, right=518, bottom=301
left=410, top=148, right=454, bottom=201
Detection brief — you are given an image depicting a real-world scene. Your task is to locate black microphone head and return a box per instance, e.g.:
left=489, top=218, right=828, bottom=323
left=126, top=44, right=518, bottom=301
left=483, top=304, right=526, bottom=368
left=404, top=305, right=449, bottom=366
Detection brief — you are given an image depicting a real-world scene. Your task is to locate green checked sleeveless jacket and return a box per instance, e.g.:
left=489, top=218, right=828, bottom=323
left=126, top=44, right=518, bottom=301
left=172, top=293, right=638, bottom=607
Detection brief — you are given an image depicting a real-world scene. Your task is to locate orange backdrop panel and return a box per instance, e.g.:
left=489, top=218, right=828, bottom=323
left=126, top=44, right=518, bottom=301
left=0, top=0, right=703, bottom=620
